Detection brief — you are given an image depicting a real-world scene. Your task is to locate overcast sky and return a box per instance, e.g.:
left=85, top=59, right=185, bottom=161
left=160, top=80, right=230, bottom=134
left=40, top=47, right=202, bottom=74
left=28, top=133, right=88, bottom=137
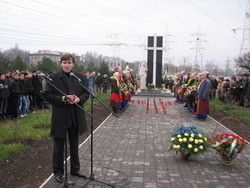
left=0, top=0, right=248, bottom=68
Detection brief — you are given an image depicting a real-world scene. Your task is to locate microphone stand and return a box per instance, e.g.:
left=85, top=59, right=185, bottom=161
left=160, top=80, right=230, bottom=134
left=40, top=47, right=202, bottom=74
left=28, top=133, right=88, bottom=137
left=43, top=77, right=91, bottom=188
left=72, top=76, right=117, bottom=188
left=63, top=132, right=72, bottom=188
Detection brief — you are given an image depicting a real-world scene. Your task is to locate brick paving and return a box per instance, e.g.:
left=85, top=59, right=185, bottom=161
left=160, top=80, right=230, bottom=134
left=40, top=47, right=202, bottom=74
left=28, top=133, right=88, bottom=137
left=40, top=96, right=250, bottom=188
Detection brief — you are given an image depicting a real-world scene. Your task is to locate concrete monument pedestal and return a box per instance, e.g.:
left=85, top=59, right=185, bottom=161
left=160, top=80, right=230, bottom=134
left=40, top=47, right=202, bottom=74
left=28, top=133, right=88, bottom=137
left=136, top=89, right=172, bottom=97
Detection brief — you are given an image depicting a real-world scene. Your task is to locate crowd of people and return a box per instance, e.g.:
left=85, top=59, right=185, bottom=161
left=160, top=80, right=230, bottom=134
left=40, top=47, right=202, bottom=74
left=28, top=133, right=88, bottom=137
left=82, top=71, right=110, bottom=94
left=172, top=71, right=250, bottom=121
left=109, top=67, right=138, bottom=116
left=0, top=66, right=139, bottom=121
left=1, top=64, right=249, bottom=123
left=0, top=70, right=47, bottom=121
left=215, top=75, right=250, bottom=107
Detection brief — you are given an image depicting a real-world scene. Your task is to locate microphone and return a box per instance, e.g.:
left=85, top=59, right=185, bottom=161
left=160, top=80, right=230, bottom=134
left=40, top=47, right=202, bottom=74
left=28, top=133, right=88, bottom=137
left=70, top=72, right=81, bottom=81
left=39, top=73, right=53, bottom=81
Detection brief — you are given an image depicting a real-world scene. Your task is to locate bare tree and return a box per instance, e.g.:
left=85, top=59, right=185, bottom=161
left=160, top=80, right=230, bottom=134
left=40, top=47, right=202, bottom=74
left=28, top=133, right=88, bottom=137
left=235, top=52, right=250, bottom=73
left=2, top=44, right=30, bottom=63
left=83, top=52, right=103, bottom=67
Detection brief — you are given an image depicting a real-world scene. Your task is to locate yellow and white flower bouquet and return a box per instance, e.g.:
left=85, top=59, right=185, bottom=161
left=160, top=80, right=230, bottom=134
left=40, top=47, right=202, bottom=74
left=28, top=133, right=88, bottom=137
left=169, top=125, right=211, bottom=159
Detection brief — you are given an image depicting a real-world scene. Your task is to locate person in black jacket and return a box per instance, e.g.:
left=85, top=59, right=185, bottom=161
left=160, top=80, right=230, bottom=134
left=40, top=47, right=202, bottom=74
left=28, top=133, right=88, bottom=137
left=0, top=72, right=10, bottom=121
left=18, top=73, right=28, bottom=117
left=210, top=76, right=218, bottom=99
left=240, top=74, right=250, bottom=107
left=7, top=72, right=20, bottom=120
left=4, top=70, right=12, bottom=83
left=24, top=72, right=34, bottom=114
left=31, top=71, right=42, bottom=110
left=44, top=54, right=89, bottom=183
left=94, top=72, right=103, bottom=94
left=102, top=74, right=109, bottom=93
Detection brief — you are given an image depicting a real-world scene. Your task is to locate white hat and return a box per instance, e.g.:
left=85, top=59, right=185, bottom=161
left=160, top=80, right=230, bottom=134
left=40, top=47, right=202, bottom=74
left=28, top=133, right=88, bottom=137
left=113, top=72, right=119, bottom=77
left=199, top=71, right=208, bottom=76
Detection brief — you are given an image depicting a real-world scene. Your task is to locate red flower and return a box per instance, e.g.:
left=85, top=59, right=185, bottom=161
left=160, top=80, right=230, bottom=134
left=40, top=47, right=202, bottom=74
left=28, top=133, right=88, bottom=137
left=211, top=133, right=249, bottom=155
left=218, top=148, right=223, bottom=152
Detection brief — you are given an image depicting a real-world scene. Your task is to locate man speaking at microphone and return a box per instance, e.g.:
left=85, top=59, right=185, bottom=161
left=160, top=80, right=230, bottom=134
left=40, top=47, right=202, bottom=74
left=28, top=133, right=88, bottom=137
left=44, top=53, right=89, bottom=183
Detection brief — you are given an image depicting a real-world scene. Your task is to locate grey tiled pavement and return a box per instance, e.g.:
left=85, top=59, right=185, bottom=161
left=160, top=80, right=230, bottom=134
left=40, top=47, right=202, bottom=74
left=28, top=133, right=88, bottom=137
left=41, top=96, right=250, bottom=188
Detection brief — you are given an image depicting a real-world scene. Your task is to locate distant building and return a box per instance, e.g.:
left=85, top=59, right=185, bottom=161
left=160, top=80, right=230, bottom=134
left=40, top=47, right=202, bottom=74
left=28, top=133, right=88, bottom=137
left=29, top=50, right=80, bottom=66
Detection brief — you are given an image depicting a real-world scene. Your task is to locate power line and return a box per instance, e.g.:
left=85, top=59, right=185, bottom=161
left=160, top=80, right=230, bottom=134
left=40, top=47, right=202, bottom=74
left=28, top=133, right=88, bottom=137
left=0, top=0, right=147, bottom=48
left=30, top=0, right=135, bottom=32
left=184, top=0, right=232, bottom=30
left=0, top=8, right=112, bottom=38
left=237, top=0, right=247, bottom=10
left=0, top=27, right=98, bottom=42
left=0, top=0, right=118, bottom=33
left=223, top=0, right=243, bottom=18
left=76, top=0, right=164, bottom=31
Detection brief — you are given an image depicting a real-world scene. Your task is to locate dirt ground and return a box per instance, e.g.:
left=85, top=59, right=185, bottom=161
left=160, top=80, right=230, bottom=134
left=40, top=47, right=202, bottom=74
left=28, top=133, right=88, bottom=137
left=0, top=101, right=249, bottom=188
left=209, top=107, right=250, bottom=141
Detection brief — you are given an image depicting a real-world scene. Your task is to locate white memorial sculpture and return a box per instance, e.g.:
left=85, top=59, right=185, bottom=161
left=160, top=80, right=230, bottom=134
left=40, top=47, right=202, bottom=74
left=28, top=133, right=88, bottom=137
left=139, top=61, right=147, bottom=89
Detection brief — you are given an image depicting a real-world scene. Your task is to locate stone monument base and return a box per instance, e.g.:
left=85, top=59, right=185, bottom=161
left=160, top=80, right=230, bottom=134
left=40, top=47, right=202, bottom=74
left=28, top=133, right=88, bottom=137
left=136, top=89, right=173, bottom=97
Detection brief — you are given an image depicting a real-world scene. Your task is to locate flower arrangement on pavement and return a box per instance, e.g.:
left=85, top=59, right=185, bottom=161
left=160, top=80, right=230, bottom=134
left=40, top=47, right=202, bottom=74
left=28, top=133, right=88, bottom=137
left=209, top=133, right=248, bottom=161
left=170, top=125, right=211, bottom=157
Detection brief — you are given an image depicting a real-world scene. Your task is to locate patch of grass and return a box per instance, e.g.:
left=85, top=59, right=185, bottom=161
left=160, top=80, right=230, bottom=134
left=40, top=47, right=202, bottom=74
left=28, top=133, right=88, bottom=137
left=0, top=92, right=110, bottom=162
left=210, top=99, right=250, bottom=123
left=0, top=109, right=51, bottom=141
left=0, top=143, right=25, bottom=161
left=84, top=92, right=110, bottom=109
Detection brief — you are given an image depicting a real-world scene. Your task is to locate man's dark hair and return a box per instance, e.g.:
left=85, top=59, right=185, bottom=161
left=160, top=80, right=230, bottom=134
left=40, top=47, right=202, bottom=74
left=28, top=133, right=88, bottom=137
left=60, top=54, right=75, bottom=64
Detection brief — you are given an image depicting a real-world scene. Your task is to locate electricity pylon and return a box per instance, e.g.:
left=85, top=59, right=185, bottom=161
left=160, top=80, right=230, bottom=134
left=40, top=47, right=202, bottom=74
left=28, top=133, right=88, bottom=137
left=189, top=25, right=207, bottom=72
left=233, top=0, right=250, bottom=56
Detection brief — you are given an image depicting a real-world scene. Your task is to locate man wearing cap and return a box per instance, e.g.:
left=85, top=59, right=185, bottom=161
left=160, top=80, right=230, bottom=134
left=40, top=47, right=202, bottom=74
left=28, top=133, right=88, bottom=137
left=196, top=71, right=211, bottom=121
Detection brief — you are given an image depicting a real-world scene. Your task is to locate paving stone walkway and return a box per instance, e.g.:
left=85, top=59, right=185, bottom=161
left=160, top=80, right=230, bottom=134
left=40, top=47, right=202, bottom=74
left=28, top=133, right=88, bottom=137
left=40, top=96, right=250, bottom=188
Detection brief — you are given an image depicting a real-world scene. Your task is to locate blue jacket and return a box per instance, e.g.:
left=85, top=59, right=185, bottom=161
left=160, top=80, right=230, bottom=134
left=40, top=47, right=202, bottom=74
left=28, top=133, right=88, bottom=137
left=88, top=76, right=94, bottom=87
left=197, top=78, right=211, bottom=100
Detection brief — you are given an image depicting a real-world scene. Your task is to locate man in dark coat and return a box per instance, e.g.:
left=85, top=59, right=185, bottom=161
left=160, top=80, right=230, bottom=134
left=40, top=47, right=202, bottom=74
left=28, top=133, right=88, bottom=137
left=18, top=73, right=28, bottom=117
left=7, top=72, right=20, bottom=120
left=31, top=71, right=42, bottom=110
left=196, top=72, right=211, bottom=121
left=44, top=54, right=89, bottom=183
left=94, top=72, right=103, bottom=94
left=210, top=76, right=218, bottom=99
left=0, top=72, right=10, bottom=121
left=102, top=74, right=109, bottom=93
left=24, top=72, right=34, bottom=113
